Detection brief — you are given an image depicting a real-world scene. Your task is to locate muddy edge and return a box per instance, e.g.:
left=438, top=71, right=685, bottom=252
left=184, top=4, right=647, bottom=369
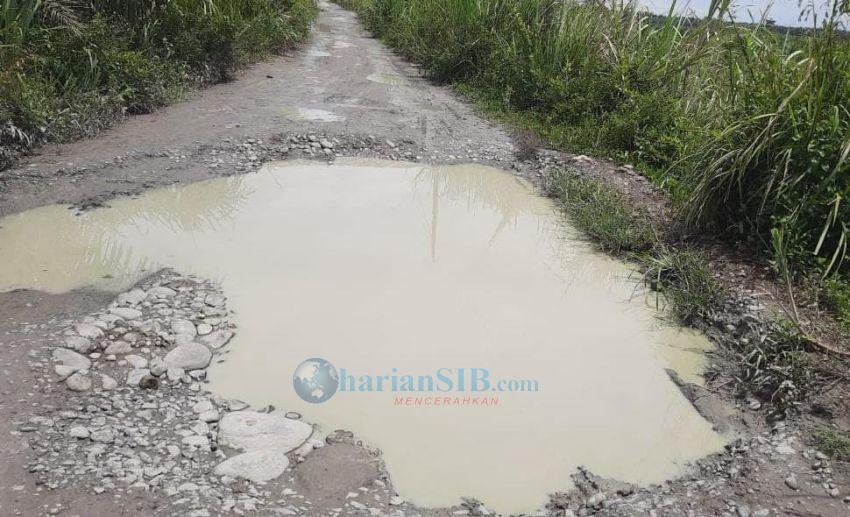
left=1, top=2, right=848, bottom=516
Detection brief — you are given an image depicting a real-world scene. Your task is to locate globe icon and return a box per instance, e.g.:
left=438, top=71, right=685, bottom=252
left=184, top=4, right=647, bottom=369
left=293, top=358, right=339, bottom=403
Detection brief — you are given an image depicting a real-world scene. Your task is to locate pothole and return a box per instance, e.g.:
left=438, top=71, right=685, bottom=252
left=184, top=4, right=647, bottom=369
left=0, top=159, right=725, bottom=513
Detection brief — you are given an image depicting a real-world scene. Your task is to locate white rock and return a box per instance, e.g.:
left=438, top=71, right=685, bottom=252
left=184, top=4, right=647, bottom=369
left=205, top=293, right=225, bottom=307
left=54, top=364, right=76, bottom=380
left=196, top=323, right=213, bottom=336
left=90, top=428, right=114, bottom=443
left=100, top=374, right=118, bottom=390
left=163, top=343, right=211, bottom=370
left=214, top=451, right=290, bottom=482
left=104, top=341, right=132, bottom=355
left=218, top=411, right=312, bottom=452
left=148, top=286, right=176, bottom=298
left=98, top=314, right=122, bottom=327
left=182, top=435, right=210, bottom=448
left=166, top=367, right=185, bottom=382
left=125, top=354, right=148, bottom=369
left=149, top=356, right=166, bottom=376
left=201, top=330, right=234, bottom=350
left=116, top=289, right=146, bottom=306
left=65, top=372, right=92, bottom=392
left=63, top=336, right=92, bottom=353
left=74, top=323, right=103, bottom=340
left=53, top=348, right=91, bottom=371
left=69, top=426, right=90, bottom=439
left=198, top=410, right=220, bottom=423
left=192, top=400, right=214, bottom=413
left=109, top=307, right=143, bottom=320
left=127, top=368, right=151, bottom=386
left=191, top=421, right=209, bottom=435
left=171, top=319, right=197, bottom=337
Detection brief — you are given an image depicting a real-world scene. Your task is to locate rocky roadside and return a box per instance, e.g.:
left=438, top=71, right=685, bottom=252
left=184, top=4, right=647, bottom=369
left=14, top=271, right=432, bottom=516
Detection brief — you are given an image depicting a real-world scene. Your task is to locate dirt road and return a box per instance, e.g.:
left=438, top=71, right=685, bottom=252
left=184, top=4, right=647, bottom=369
left=0, top=1, right=515, bottom=219
left=1, top=2, right=848, bottom=516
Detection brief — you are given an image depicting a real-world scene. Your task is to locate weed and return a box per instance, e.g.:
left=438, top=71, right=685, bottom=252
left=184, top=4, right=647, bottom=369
left=546, top=170, right=656, bottom=255
left=823, top=275, right=850, bottom=328
left=642, top=245, right=725, bottom=324
left=813, top=426, right=850, bottom=460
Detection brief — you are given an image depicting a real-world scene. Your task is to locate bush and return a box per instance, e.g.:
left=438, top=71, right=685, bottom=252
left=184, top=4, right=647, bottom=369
left=0, top=0, right=317, bottom=161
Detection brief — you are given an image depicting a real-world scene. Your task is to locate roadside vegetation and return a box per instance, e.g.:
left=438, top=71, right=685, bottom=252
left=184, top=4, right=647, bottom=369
left=1, top=0, right=316, bottom=168
left=335, top=0, right=850, bottom=322
left=814, top=426, right=850, bottom=459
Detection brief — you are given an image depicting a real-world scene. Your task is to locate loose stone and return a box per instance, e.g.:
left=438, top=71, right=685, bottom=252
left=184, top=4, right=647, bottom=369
left=125, top=354, right=148, bottom=369
left=73, top=323, right=104, bottom=340
left=214, top=451, right=290, bottom=482
left=104, top=341, right=132, bottom=355
left=127, top=368, right=152, bottom=386
left=109, top=307, right=143, bottom=320
left=218, top=411, right=313, bottom=452
left=171, top=318, right=198, bottom=338
left=200, top=330, right=234, bottom=350
left=53, top=348, right=91, bottom=371
left=68, top=426, right=90, bottom=439
left=65, top=372, right=92, bottom=392
left=164, top=343, right=212, bottom=370
left=63, top=336, right=92, bottom=353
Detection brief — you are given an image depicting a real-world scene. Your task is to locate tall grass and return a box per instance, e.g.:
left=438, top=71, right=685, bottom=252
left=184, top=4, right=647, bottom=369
left=1, top=0, right=316, bottom=168
left=338, top=0, right=850, bottom=284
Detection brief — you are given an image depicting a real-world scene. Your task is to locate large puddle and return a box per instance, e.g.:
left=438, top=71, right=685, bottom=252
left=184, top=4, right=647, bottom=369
left=0, top=160, right=724, bottom=513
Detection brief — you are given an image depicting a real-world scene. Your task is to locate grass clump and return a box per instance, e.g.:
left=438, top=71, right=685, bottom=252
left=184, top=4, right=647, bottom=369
left=335, top=0, right=850, bottom=290
left=1, top=0, right=317, bottom=168
left=814, top=426, right=850, bottom=460
left=740, top=320, right=815, bottom=407
left=823, top=276, right=850, bottom=328
left=547, top=169, right=724, bottom=324
left=546, top=170, right=655, bottom=255
left=642, top=245, right=725, bottom=324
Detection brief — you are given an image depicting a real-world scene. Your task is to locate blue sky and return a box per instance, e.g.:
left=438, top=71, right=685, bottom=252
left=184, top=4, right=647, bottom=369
left=639, top=0, right=847, bottom=27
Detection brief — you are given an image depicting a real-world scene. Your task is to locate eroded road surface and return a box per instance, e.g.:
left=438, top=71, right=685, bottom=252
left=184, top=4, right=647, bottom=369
left=0, top=2, right=514, bottom=219
left=3, top=2, right=848, bottom=517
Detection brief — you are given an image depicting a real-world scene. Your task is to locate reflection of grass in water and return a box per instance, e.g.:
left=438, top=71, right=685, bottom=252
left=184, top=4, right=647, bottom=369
left=76, top=176, right=251, bottom=281
left=414, top=164, right=627, bottom=290
left=415, top=164, right=537, bottom=245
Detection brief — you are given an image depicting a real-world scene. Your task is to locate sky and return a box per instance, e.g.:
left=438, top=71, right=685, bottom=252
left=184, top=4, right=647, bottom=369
left=639, top=0, right=848, bottom=27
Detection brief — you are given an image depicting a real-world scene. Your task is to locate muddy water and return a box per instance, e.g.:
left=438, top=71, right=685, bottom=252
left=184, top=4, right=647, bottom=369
left=0, top=160, right=724, bottom=513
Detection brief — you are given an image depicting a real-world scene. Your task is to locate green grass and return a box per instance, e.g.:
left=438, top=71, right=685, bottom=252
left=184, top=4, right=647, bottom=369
left=642, top=245, right=725, bottom=324
left=546, top=170, right=656, bottom=255
left=813, top=426, right=850, bottom=460
left=823, top=276, right=850, bottom=328
left=547, top=169, right=725, bottom=325
left=1, top=0, right=317, bottom=168
left=335, top=0, right=850, bottom=302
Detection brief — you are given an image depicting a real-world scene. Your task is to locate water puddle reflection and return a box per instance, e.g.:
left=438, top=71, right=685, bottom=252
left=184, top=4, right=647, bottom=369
left=280, top=106, right=344, bottom=122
